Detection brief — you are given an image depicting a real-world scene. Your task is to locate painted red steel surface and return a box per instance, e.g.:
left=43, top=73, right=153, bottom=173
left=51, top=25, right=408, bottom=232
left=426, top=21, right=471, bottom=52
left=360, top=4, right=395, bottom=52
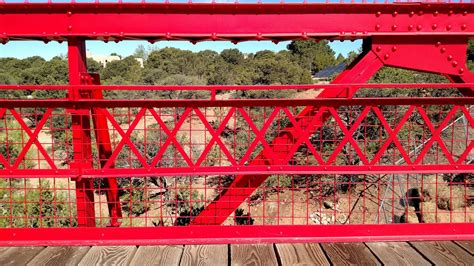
left=0, top=1, right=473, bottom=244
left=0, top=2, right=473, bottom=43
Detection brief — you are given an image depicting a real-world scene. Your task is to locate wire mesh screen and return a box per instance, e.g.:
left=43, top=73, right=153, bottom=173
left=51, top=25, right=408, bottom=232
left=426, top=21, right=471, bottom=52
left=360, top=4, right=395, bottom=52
left=1, top=101, right=473, bottom=228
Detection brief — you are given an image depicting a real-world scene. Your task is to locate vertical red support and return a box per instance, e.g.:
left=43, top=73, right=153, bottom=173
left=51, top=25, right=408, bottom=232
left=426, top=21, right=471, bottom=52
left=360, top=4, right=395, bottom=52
left=68, top=38, right=96, bottom=227
left=89, top=74, right=123, bottom=227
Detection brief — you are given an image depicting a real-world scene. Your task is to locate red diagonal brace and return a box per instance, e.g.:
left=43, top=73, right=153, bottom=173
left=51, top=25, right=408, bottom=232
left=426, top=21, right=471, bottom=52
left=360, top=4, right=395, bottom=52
left=194, top=37, right=474, bottom=225
left=89, top=74, right=123, bottom=227
left=193, top=47, right=384, bottom=225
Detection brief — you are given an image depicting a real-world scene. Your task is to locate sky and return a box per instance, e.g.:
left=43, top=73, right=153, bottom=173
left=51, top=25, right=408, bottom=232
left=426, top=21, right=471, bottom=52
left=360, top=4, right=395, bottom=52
left=0, top=40, right=361, bottom=60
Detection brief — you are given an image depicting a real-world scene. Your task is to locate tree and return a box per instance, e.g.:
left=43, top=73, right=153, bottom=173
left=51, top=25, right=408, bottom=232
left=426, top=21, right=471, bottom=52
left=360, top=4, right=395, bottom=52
left=220, top=48, right=244, bottom=65
left=102, top=56, right=142, bottom=84
left=287, top=40, right=336, bottom=73
left=133, top=44, right=148, bottom=60
left=336, top=54, right=345, bottom=64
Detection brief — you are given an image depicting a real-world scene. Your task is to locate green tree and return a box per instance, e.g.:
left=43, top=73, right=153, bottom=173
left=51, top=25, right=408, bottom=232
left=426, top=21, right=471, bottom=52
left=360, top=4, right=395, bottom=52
left=221, top=48, right=244, bottom=65
left=102, top=56, right=142, bottom=85
left=287, top=40, right=336, bottom=73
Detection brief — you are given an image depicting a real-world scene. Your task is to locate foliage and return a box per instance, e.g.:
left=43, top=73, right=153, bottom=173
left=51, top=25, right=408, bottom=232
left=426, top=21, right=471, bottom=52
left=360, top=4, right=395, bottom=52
left=287, top=40, right=336, bottom=73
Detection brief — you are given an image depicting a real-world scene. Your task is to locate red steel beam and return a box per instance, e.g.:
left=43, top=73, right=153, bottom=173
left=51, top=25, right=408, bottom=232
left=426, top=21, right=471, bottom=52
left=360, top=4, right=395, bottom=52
left=1, top=224, right=473, bottom=246
left=0, top=3, right=472, bottom=42
left=68, top=38, right=96, bottom=227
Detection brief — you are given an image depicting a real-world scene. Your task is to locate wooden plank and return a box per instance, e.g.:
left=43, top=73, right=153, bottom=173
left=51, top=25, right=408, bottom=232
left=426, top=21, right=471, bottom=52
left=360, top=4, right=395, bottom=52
left=27, top=246, right=90, bottom=266
left=231, top=244, right=278, bottom=266
left=275, top=243, right=330, bottom=266
left=366, top=242, right=430, bottom=266
left=321, top=243, right=381, bottom=266
left=454, top=241, right=474, bottom=255
left=180, top=245, right=227, bottom=266
left=0, top=247, right=44, bottom=265
left=130, top=246, right=183, bottom=266
left=78, top=246, right=137, bottom=266
left=411, top=241, right=473, bottom=265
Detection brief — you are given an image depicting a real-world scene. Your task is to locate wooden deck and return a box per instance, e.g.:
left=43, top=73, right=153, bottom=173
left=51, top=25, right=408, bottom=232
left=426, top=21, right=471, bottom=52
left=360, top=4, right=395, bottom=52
left=0, top=241, right=472, bottom=265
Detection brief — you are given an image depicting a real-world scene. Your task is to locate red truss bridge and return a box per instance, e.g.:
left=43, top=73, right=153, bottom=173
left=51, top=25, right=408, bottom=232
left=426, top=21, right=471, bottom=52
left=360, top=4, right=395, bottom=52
left=0, top=0, right=473, bottom=245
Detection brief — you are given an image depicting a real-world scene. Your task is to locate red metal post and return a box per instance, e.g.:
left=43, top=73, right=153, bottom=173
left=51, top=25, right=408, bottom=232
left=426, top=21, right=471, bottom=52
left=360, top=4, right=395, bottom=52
left=68, top=38, right=96, bottom=227
left=89, top=74, right=122, bottom=227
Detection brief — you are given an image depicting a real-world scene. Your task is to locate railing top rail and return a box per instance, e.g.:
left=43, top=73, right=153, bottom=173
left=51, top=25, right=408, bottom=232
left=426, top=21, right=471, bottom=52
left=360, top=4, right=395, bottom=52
left=0, top=0, right=472, bottom=4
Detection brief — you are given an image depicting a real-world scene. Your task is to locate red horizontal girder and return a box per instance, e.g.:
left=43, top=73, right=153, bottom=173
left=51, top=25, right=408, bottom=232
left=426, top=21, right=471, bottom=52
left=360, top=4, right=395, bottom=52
left=0, top=2, right=473, bottom=42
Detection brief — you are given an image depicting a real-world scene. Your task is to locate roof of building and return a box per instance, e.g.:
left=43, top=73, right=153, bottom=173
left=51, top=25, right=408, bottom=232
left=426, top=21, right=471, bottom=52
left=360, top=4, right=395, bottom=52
left=313, top=62, right=346, bottom=78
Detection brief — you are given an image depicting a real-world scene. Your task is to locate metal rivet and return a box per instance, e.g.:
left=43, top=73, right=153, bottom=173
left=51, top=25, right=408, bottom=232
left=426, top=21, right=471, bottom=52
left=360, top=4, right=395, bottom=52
left=375, top=24, right=381, bottom=30
left=376, top=46, right=382, bottom=52
left=417, top=25, right=422, bottom=31
left=432, top=24, right=437, bottom=30
left=463, top=11, right=468, bottom=16
left=459, top=68, right=465, bottom=74
left=433, top=11, right=439, bottom=16
left=447, top=55, right=453, bottom=61
left=408, top=25, right=414, bottom=30
left=376, top=11, right=381, bottom=17
left=392, top=46, right=397, bottom=52
left=392, top=24, right=397, bottom=30
left=67, top=11, right=72, bottom=17
left=409, top=11, right=415, bottom=17
left=267, top=166, right=271, bottom=171
left=452, top=61, right=458, bottom=67
left=418, top=11, right=424, bottom=16
left=461, top=24, right=467, bottom=30
left=392, top=11, right=398, bottom=17
left=448, top=10, right=453, bottom=16
left=68, top=25, right=72, bottom=31
left=446, top=25, right=452, bottom=31
left=440, top=47, right=446, bottom=53
left=435, top=42, right=441, bottom=47
left=384, top=54, right=390, bottom=59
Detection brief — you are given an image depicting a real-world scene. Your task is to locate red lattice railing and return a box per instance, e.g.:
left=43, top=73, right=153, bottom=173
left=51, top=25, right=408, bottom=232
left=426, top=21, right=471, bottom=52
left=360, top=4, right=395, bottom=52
left=1, top=84, right=473, bottom=244
left=1, top=0, right=473, bottom=245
